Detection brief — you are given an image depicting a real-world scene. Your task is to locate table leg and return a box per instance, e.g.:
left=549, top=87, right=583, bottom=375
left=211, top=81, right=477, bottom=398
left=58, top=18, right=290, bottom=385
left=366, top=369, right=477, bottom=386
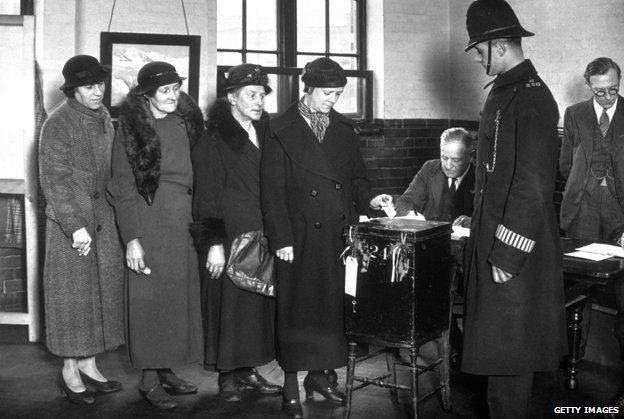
left=565, top=300, right=587, bottom=390
left=385, top=348, right=399, bottom=405
left=410, top=346, right=419, bottom=419
left=344, top=341, right=357, bottom=419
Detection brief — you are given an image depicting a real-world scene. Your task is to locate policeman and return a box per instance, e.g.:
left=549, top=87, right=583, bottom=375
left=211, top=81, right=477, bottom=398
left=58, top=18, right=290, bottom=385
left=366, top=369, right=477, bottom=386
left=462, top=1, right=566, bottom=418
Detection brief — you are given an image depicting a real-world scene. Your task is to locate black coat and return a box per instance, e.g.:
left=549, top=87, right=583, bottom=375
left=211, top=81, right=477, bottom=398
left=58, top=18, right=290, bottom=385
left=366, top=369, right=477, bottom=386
left=191, top=99, right=275, bottom=370
left=260, top=102, right=374, bottom=371
left=462, top=60, right=567, bottom=375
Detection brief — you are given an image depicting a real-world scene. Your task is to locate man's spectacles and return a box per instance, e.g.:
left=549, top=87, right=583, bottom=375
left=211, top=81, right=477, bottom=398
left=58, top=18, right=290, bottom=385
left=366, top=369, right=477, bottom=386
left=592, top=86, right=619, bottom=97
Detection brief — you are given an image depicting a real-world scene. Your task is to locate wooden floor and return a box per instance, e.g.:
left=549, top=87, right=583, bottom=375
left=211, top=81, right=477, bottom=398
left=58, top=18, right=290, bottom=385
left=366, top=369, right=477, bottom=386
left=0, top=309, right=622, bottom=418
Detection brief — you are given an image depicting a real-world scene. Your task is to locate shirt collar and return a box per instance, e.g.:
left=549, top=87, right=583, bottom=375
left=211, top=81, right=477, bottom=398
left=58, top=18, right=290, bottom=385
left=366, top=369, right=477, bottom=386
left=593, top=97, right=618, bottom=121
left=447, top=164, right=471, bottom=187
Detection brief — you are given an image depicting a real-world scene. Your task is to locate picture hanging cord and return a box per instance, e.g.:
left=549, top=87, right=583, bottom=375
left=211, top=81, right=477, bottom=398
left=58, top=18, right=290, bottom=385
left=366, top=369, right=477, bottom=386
left=107, top=0, right=190, bottom=35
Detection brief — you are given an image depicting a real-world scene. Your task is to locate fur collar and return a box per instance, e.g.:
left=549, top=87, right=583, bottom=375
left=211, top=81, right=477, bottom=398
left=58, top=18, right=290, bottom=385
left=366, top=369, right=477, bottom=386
left=206, top=98, right=269, bottom=152
left=117, top=89, right=205, bottom=204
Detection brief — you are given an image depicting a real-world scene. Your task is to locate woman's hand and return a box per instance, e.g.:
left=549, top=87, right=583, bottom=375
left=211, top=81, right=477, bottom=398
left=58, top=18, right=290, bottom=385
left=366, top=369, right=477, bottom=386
left=72, top=227, right=92, bottom=256
left=369, top=194, right=393, bottom=210
left=126, top=238, right=147, bottom=274
left=276, top=246, right=294, bottom=263
left=206, top=245, right=226, bottom=279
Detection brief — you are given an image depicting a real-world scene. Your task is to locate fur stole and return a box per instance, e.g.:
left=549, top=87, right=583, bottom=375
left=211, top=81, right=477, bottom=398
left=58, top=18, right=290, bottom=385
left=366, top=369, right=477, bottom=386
left=206, top=98, right=269, bottom=152
left=117, top=89, right=205, bottom=205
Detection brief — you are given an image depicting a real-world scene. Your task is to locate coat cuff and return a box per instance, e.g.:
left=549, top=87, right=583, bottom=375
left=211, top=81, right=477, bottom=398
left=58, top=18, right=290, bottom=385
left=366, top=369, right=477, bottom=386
left=488, top=224, right=535, bottom=276
left=189, top=218, right=226, bottom=253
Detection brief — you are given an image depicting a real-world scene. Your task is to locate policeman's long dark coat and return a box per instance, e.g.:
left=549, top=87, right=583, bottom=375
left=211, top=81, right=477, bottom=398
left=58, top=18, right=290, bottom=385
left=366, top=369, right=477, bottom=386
left=462, top=60, right=567, bottom=375
left=261, top=102, right=374, bottom=371
left=191, top=99, right=275, bottom=370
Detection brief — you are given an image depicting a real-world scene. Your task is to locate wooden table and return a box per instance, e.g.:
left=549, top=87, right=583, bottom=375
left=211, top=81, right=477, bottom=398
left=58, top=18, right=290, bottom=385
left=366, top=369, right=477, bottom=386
left=561, top=238, right=624, bottom=390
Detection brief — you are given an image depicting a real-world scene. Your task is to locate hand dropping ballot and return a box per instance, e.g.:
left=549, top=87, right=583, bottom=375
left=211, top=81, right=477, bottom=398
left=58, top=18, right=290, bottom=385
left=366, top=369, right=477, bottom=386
left=382, top=203, right=396, bottom=219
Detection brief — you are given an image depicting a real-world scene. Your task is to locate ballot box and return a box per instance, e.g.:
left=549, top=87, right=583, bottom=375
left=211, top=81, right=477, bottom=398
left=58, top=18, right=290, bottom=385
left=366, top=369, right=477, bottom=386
left=343, top=218, right=454, bottom=348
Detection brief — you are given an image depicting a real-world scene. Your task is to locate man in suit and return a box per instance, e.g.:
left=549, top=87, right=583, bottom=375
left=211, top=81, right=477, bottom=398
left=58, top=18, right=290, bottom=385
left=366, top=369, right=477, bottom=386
left=559, top=57, right=624, bottom=356
left=395, top=127, right=475, bottom=226
left=462, top=1, right=566, bottom=417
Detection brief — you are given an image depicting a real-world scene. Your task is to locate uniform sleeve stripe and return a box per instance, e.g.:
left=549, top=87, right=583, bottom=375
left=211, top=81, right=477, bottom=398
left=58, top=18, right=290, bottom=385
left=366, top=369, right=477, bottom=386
left=495, top=224, right=535, bottom=253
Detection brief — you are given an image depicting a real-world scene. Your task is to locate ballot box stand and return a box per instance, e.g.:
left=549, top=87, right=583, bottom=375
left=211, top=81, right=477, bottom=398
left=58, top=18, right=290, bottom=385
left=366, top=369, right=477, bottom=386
left=342, top=219, right=455, bottom=419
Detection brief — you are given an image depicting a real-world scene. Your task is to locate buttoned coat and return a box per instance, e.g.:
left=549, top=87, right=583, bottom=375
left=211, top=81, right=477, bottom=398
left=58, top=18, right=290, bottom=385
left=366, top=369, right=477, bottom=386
left=462, top=60, right=567, bottom=375
left=395, top=159, right=475, bottom=220
left=39, top=98, right=124, bottom=357
left=559, top=97, right=624, bottom=230
left=260, top=102, right=374, bottom=371
left=191, top=99, right=275, bottom=370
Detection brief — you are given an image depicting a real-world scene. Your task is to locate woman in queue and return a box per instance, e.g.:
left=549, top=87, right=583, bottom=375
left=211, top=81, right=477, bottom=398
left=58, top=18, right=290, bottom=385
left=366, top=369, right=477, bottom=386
left=39, top=55, right=124, bottom=404
left=191, top=64, right=281, bottom=402
left=107, top=61, right=204, bottom=410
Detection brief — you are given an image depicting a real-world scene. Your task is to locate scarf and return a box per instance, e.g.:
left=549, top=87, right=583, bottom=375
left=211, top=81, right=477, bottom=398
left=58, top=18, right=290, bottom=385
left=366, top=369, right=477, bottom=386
left=298, top=100, right=330, bottom=142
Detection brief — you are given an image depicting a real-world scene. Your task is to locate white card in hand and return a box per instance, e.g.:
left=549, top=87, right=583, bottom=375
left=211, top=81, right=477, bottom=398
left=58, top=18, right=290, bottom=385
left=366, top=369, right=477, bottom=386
left=383, top=205, right=397, bottom=219
left=345, top=256, right=358, bottom=297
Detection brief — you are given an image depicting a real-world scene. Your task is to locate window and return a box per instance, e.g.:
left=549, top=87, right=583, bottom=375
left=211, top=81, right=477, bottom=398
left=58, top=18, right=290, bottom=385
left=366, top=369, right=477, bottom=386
left=216, top=0, right=372, bottom=120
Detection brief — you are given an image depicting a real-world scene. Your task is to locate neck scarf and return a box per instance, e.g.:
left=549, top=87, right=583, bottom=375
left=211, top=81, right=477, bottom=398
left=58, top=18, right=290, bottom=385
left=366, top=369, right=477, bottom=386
left=298, top=100, right=330, bottom=142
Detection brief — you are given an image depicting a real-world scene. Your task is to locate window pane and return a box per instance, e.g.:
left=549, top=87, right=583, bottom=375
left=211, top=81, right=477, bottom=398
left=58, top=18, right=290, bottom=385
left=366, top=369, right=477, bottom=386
left=297, top=0, right=326, bottom=53
left=332, top=56, right=357, bottom=70
left=263, top=74, right=279, bottom=114
left=246, top=0, right=277, bottom=50
left=246, top=53, right=278, bottom=67
left=329, top=0, right=357, bottom=54
left=297, top=54, right=325, bottom=68
left=217, top=0, right=242, bottom=49
left=217, top=52, right=243, bottom=67
left=333, top=76, right=360, bottom=115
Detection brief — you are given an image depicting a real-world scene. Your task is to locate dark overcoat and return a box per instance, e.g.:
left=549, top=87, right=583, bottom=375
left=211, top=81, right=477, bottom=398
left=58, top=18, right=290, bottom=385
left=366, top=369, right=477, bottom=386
left=39, top=98, right=124, bottom=357
left=260, top=102, right=374, bottom=371
left=107, top=90, right=204, bottom=368
left=191, top=99, right=276, bottom=371
left=395, top=159, right=475, bottom=220
left=462, top=60, right=567, bottom=375
left=559, top=97, right=624, bottom=231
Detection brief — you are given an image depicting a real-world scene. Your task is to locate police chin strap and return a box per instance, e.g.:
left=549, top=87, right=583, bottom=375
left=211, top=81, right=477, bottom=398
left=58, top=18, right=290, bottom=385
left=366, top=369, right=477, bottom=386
left=486, top=40, right=492, bottom=76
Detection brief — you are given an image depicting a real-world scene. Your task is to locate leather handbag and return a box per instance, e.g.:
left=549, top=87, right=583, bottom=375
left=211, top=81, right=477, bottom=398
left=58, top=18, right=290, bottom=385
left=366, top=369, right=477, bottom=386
left=226, top=231, right=275, bottom=297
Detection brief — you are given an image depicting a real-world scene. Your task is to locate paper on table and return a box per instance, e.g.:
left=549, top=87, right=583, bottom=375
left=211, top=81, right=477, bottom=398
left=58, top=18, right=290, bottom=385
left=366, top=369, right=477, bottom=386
left=576, top=243, right=624, bottom=258
left=564, top=250, right=611, bottom=261
left=383, top=204, right=397, bottom=219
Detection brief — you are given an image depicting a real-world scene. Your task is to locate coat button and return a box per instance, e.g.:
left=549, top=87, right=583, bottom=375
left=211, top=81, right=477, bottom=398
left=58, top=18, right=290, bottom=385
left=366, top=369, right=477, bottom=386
left=479, top=188, right=483, bottom=194
left=335, top=183, right=342, bottom=190
left=96, top=224, right=102, bottom=232
left=314, top=222, right=322, bottom=229
left=93, top=192, right=100, bottom=199
left=310, top=189, right=318, bottom=197
left=339, top=214, right=346, bottom=221
left=187, top=188, right=193, bottom=195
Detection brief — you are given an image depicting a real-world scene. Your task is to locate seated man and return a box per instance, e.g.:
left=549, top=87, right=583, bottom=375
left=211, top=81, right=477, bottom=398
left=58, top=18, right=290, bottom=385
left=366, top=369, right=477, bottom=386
left=395, top=127, right=475, bottom=226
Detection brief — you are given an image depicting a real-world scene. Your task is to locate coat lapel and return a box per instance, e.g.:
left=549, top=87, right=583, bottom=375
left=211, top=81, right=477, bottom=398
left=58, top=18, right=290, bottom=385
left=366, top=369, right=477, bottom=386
left=273, top=105, right=341, bottom=183
left=579, top=99, right=597, bottom=161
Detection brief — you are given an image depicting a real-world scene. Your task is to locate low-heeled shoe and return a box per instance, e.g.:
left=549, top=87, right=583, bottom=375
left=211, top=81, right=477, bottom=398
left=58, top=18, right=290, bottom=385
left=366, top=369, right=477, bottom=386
left=303, top=374, right=345, bottom=404
left=138, top=383, right=178, bottom=410
left=158, top=372, right=198, bottom=394
left=57, top=371, right=95, bottom=405
left=218, top=373, right=242, bottom=402
left=79, top=371, right=122, bottom=393
left=235, top=368, right=282, bottom=395
left=281, top=396, right=303, bottom=418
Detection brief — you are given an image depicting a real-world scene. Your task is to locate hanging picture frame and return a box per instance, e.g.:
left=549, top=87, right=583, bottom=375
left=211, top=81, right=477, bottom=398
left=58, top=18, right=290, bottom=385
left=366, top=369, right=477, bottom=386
left=100, top=32, right=201, bottom=119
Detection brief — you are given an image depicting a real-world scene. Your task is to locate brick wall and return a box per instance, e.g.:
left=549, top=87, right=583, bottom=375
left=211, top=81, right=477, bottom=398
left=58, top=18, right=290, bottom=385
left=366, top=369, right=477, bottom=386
left=360, top=118, right=480, bottom=196
left=0, top=248, right=26, bottom=312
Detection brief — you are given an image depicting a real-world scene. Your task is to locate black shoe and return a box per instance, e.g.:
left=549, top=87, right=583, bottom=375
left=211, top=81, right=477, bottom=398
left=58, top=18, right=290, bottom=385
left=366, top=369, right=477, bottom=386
left=79, top=371, right=122, bottom=394
left=281, top=396, right=303, bottom=418
left=324, top=369, right=338, bottom=389
left=158, top=371, right=198, bottom=394
left=138, top=382, right=178, bottom=410
left=218, top=372, right=242, bottom=402
left=234, top=368, right=282, bottom=395
left=303, top=374, right=345, bottom=404
left=57, top=371, right=95, bottom=405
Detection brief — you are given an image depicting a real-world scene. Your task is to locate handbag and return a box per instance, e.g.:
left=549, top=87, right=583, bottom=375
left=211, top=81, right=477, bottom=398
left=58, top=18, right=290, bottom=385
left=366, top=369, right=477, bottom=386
left=226, top=231, right=276, bottom=297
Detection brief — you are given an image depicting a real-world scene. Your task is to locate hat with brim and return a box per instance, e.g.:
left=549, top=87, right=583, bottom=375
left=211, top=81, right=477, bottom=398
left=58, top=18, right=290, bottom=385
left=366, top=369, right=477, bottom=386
left=133, top=61, right=186, bottom=95
left=464, top=0, right=534, bottom=51
left=59, top=55, right=109, bottom=90
left=223, top=63, right=272, bottom=94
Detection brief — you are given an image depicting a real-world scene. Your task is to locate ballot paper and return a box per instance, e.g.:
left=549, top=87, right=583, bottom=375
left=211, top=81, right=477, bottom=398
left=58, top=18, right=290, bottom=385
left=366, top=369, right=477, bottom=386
left=452, top=225, right=471, bottom=238
left=383, top=204, right=397, bottom=219
left=576, top=243, right=624, bottom=258
left=564, top=250, right=611, bottom=262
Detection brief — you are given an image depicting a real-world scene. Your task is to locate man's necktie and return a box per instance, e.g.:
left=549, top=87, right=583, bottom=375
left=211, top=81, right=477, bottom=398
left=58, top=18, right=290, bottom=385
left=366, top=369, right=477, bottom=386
left=599, top=108, right=610, bottom=138
left=449, top=178, right=457, bottom=198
